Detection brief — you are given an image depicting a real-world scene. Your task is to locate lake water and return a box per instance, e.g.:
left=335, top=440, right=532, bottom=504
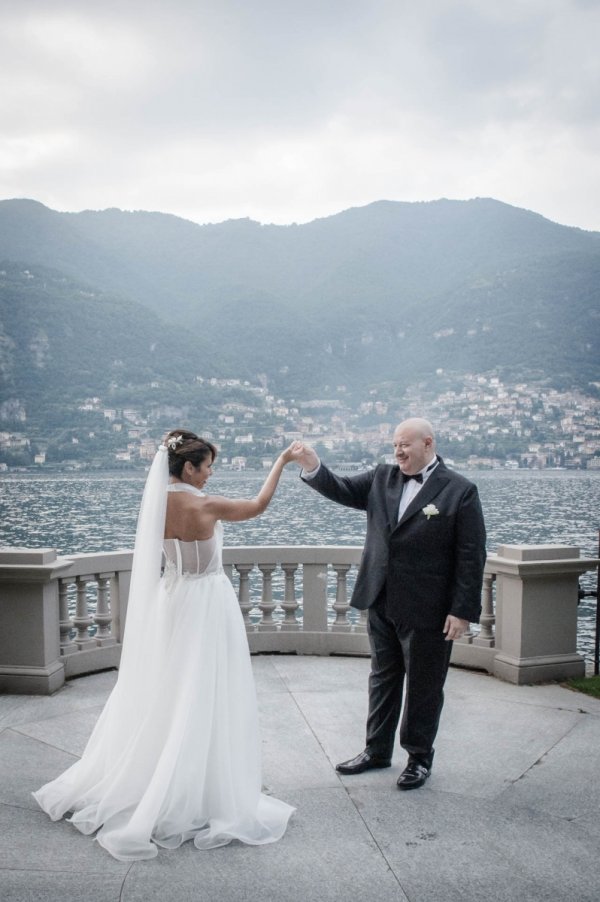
left=1, top=468, right=598, bottom=662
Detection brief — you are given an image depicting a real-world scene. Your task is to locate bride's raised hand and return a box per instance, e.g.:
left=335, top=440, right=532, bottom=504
left=284, top=441, right=319, bottom=470
left=280, top=440, right=304, bottom=465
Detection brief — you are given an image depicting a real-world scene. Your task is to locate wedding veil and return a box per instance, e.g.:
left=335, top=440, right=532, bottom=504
left=116, top=443, right=168, bottom=682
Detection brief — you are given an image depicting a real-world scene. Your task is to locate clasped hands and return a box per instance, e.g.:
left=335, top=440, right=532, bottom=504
left=280, top=440, right=319, bottom=470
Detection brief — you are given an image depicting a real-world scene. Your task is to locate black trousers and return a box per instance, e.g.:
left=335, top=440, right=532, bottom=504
left=365, top=593, right=453, bottom=767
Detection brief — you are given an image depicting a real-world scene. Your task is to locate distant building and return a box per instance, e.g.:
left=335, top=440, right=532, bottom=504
left=139, top=440, right=156, bottom=461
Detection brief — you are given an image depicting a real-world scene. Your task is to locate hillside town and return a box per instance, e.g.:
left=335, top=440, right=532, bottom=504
left=1, top=372, right=599, bottom=472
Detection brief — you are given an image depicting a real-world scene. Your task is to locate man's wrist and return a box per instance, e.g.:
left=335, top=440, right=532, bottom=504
left=301, top=460, right=321, bottom=479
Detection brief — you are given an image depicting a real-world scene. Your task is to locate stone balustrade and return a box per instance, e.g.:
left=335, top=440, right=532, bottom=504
left=0, top=543, right=597, bottom=693
left=222, top=546, right=368, bottom=655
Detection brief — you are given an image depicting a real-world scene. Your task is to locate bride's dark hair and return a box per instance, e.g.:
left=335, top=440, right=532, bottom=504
left=164, top=430, right=217, bottom=478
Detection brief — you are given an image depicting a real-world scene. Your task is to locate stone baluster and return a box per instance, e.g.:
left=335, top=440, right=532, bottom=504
left=456, top=619, right=475, bottom=645
left=332, top=564, right=352, bottom=631
left=235, top=564, right=254, bottom=626
left=474, top=573, right=496, bottom=646
left=280, top=563, right=300, bottom=630
left=301, top=561, right=329, bottom=633
left=109, top=567, right=131, bottom=645
left=59, top=578, right=77, bottom=655
left=94, top=573, right=116, bottom=646
left=258, top=564, right=277, bottom=631
left=73, top=576, right=95, bottom=649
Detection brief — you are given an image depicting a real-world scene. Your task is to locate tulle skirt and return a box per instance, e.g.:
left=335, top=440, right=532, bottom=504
left=33, top=571, right=294, bottom=861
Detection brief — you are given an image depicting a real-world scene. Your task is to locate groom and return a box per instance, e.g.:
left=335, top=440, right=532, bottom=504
left=297, top=418, right=486, bottom=790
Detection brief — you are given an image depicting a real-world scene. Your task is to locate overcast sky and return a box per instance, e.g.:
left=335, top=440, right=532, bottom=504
left=1, top=0, right=599, bottom=230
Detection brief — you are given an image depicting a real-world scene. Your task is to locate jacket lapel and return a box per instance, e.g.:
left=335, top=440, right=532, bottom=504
left=386, top=466, right=405, bottom=530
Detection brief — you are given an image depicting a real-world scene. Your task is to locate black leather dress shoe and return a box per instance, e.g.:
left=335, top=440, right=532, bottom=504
left=396, top=760, right=431, bottom=790
left=336, top=751, right=392, bottom=775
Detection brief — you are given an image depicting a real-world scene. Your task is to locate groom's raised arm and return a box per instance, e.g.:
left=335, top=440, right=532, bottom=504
left=295, top=443, right=375, bottom=512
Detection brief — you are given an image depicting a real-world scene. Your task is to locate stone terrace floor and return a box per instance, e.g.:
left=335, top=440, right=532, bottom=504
left=1, top=656, right=599, bottom=902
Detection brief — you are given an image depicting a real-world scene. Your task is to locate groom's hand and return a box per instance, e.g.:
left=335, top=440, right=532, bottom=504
left=443, top=615, right=469, bottom=641
left=294, top=443, right=320, bottom=472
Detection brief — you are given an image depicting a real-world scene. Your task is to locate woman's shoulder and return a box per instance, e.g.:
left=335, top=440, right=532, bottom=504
left=197, top=492, right=229, bottom=511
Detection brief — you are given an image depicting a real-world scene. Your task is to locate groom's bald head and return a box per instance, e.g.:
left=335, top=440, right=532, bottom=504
left=393, top=418, right=436, bottom=475
left=396, top=418, right=435, bottom=441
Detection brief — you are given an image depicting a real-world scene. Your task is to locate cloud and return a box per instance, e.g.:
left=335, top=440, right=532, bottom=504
left=0, top=0, right=599, bottom=229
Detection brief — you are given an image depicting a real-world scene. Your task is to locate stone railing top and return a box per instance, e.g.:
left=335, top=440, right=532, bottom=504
left=64, top=551, right=134, bottom=578
left=0, top=543, right=597, bottom=581
left=0, top=548, right=74, bottom=581
left=497, top=544, right=581, bottom=561
left=488, top=545, right=598, bottom=578
left=222, top=545, right=362, bottom=566
left=0, top=548, right=59, bottom=565
left=0, top=548, right=134, bottom=581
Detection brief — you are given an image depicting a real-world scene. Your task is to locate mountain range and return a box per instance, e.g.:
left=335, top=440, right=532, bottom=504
left=1, top=196, right=599, bottom=415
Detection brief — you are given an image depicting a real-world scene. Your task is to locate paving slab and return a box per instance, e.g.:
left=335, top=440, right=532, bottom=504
left=350, top=786, right=600, bottom=902
left=498, top=712, right=600, bottom=827
left=257, top=684, right=340, bottom=792
left=0, top=730, right=78, bottom=810
left=13, top=706, right=102, bottom=758
left=270, top=653, right=370, bottom=693
left=0, top=803, right=129, bottom=876
left=0, top=670, right=117, bottom=732
left=434, top=692, right=583, bottom=798
left=0, top=696, right=32, bottom=735
left=120, top=787, right=410, bottom=902
left=289, top=688, right=371, bottom=768
left=249, top=654, right=290, bottom=694
left=0, top=868, right=126, bottom=902
left=447, top=666, right=600, bottom=715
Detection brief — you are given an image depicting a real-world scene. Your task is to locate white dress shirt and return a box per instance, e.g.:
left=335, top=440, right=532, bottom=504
left=397, top=458, right=439, bottom=520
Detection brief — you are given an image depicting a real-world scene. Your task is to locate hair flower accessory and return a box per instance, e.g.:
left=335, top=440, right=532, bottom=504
left=167, top=435, right=184, bottom=451
left=422, top=503, right=439, bottom=520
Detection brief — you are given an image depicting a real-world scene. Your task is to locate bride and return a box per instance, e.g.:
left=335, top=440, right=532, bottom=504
left=34, top=430, right=300, bottom=861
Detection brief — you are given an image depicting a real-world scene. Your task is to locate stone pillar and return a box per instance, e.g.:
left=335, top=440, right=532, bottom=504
left=0, top=549, right=73, bottom=694
left=492, top=544, right=591, bottom=685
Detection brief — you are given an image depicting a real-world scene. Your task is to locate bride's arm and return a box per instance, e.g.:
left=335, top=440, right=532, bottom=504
left=203, top=442, right=303, bottom=522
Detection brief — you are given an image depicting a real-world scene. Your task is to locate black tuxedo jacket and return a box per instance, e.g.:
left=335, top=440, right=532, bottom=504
left=303, top=457, right=486, bottom=630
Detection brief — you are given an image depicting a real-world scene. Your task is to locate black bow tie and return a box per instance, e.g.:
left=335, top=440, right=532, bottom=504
left=402, top=472, right=423, bottom=483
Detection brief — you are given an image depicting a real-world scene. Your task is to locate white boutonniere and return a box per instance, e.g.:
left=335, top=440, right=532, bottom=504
left=422, top=504, right=439, bottom=520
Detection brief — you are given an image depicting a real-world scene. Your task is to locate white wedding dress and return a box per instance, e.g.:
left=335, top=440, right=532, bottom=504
left=33, top=482, right=294, bottom=861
